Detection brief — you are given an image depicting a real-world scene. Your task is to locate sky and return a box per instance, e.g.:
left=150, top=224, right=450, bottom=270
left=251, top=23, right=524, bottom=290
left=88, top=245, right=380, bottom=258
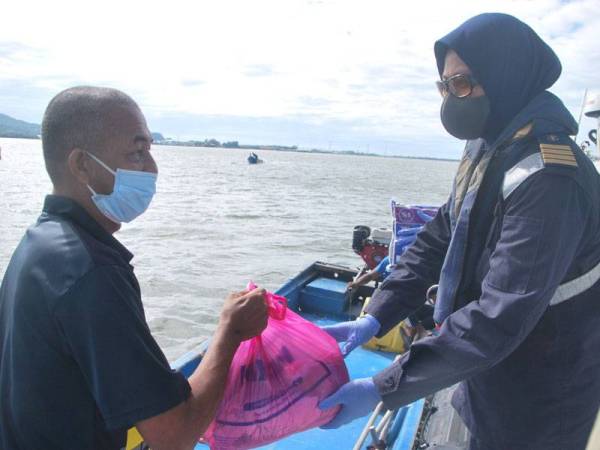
left=1, top=0, right=599, bottom=159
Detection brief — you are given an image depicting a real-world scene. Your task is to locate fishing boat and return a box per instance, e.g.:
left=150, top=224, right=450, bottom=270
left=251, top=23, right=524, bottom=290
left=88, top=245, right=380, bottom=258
left=247, top=153, right=263, bottom=164
left=126, top=257, right=468, bottom=450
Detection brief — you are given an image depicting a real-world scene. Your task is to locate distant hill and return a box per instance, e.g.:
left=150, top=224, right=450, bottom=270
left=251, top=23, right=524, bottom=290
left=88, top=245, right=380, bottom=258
left=0, top=113, right=165, bottom=142
left=151, top=132, right=165, bottom=142
left=0, top=113, right=41, bottom=138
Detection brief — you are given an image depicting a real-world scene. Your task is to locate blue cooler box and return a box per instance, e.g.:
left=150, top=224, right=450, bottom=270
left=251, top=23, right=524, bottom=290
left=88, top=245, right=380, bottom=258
left=299, top=277, right=348, bottom=316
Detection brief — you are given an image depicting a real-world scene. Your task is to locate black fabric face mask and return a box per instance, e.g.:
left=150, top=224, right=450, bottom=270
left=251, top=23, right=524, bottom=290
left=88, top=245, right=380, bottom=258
left=440, top=94, right=491, bottom=140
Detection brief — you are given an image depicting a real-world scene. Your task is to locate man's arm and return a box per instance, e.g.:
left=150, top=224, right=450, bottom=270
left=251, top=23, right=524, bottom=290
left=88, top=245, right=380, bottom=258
left=365, top=201, right=452, bottom=336
left=349, top=270, right=381, bottom=289
left=136, top=289, right=268, bottom=450
left=372, top=172, right=589, bottom=408
left=322, top=208, right=451, bottom=355
left=54, top=268, right=267, bottom=450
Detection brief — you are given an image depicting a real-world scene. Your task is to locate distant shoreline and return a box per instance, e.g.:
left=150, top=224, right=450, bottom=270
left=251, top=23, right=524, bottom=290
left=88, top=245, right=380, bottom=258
left=152, top=141, right=459, bottom=162
left=0, top=112, right=459, bottom=162
left=0, top=134, right=39, bottom=140
left=0, top=135, right=459, bottom=163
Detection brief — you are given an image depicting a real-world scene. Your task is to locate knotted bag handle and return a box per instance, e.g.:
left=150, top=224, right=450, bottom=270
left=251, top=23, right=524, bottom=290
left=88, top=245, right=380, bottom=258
left=247, top=281, right=287, bottom=320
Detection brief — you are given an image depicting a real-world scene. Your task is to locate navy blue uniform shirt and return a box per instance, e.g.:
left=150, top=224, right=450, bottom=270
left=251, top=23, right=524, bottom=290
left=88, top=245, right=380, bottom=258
left=0, top=195, right=191, bottom=450
left=365, top=125, right=600, bottom=450
left=368, top=155, right=600, bottom=449
left=366, top=14, right=600, bottom=450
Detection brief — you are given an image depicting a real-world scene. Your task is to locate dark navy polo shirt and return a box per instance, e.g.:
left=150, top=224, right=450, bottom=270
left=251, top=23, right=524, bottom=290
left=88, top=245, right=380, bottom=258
left=0, top=195, right=191, bottom=450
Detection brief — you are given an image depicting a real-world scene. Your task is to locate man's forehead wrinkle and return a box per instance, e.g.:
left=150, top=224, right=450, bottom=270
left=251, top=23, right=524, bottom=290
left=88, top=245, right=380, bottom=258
left=102, top=107, right=148, bottom=139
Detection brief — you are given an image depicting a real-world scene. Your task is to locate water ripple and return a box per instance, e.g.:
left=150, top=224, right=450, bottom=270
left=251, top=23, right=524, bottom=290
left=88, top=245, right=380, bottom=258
left=0, top=139, right=457, bottom=360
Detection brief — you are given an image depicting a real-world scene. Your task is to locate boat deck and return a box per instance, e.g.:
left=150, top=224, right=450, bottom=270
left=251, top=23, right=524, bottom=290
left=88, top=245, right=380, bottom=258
left=163, top=262, right=466, bottom=450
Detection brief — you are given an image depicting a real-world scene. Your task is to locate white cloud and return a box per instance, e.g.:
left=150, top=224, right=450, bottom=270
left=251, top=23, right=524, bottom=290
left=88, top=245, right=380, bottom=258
left=1, top=0, right=599, bottom=157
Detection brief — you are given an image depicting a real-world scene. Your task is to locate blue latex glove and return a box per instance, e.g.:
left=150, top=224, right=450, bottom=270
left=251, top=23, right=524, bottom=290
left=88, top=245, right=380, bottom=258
left=318, top=377, right=381, bottom=429
left=321, top=314, right=381, bottom=356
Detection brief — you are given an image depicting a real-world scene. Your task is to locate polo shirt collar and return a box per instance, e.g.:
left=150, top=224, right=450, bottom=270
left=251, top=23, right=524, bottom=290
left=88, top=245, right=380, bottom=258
left=42, top=195, right=134, bottom=263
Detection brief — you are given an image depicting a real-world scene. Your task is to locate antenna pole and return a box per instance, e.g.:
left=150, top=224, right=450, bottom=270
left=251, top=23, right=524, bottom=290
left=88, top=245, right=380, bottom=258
left=575, top=88, right=588, bottom=144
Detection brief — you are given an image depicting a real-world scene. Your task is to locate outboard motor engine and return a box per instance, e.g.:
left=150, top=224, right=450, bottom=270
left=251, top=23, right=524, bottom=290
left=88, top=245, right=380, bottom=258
left=352, top=225, right=371, bottom=253
left=351, top=204, right=438, bottom=275
left=352, top=226, right=391, bottom=269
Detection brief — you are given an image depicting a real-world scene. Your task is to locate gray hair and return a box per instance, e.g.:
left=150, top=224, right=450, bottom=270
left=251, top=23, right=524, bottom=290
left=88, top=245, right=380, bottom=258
left=41, top=86, right=140, bottom=184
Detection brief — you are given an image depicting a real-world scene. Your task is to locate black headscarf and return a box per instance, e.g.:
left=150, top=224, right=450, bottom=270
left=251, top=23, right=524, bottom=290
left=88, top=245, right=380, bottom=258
left=434, top=13, right=562, bottom=141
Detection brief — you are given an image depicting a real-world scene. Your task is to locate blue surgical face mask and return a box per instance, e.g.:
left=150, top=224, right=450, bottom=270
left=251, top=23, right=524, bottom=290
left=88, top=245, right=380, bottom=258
left=86, top=152, right=157, bottom=224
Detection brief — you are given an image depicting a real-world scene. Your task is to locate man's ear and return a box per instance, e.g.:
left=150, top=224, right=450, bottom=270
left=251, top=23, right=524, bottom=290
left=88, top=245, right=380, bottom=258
left=67, top=148, right=92, bottom=185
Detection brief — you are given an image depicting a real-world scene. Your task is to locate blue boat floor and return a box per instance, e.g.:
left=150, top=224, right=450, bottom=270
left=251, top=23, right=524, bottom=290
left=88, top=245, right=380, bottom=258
left=195, top=314, right=399, bottom=449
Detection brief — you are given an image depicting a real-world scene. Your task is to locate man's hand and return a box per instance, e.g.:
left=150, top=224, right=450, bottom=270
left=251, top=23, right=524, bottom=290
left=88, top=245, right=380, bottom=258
left=347, top=281, right=356, bottom=291
left=137, top=288, right=268, bottom=450
left=319, top=378, right=381, bottom=429
left=219, top=288, right=268, bottom=343
left=321, top=314, right=381, bottom=356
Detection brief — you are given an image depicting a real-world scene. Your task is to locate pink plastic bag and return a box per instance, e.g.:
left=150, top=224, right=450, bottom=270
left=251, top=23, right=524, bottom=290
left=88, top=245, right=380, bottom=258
left=201, top=283, right=349, bottom=449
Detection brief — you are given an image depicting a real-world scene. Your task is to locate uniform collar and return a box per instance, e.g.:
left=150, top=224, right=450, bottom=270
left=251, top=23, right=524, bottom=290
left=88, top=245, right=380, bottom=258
left=42, top=195, right=134, bottom=263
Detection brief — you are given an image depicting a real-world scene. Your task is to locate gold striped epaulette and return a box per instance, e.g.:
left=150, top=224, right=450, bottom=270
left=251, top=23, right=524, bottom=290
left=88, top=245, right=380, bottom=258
left=539, top=135, right=577, bottom=168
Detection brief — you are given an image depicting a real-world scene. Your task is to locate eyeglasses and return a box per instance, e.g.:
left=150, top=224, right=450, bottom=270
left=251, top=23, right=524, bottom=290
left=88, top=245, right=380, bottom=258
left=436, top=73, right=480, bottom=98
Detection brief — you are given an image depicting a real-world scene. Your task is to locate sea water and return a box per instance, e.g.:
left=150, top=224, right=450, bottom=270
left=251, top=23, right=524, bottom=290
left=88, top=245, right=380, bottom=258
left=0, top=138, right=457, bottom=359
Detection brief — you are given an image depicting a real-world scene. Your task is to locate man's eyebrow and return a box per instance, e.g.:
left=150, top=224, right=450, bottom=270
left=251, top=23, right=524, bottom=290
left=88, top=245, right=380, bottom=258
left=133, top=135, right=153, bottom=145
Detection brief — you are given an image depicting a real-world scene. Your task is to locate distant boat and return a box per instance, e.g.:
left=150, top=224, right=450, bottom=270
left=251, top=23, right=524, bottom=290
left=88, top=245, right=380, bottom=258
left=247, top=152, right=264, bottom=164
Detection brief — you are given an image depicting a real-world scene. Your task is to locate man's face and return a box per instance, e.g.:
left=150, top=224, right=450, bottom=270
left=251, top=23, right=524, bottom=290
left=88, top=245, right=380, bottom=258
left=442, top=50, right=485, bottom=98
left=88, top=106, right=157, bottom=196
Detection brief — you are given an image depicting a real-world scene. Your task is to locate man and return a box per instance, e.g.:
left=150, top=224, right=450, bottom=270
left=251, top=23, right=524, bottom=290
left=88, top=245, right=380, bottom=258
left=346, top=256, right=434, bottom=337
left=0, top=86, right=268, bottom=450
left=319, top=13, right=600, bottom=450
left=347, top=255, right=391, bottom=291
